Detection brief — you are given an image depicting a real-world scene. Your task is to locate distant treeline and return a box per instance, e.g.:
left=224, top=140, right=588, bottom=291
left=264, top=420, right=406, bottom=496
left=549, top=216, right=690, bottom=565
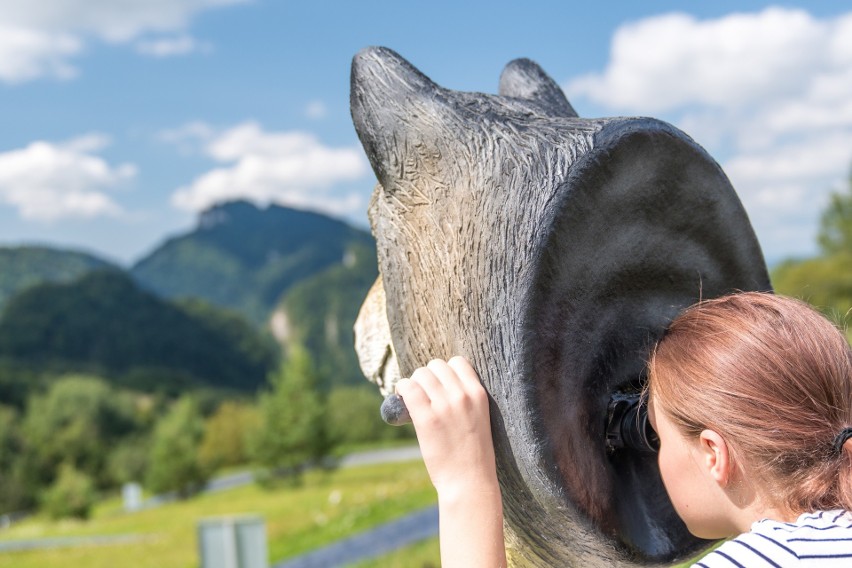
left=772, top=167, right=852, bottom=332
left=0, top=350, right=412, bottom=519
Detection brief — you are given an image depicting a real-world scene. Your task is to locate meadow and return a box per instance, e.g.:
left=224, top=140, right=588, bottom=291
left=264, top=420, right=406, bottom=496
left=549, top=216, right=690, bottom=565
left=0, top=458, right=437, bottom=568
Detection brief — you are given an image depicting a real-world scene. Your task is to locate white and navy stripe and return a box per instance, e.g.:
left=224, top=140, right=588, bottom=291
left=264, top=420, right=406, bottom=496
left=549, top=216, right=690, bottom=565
left=694, top=510, right=852, bottom=567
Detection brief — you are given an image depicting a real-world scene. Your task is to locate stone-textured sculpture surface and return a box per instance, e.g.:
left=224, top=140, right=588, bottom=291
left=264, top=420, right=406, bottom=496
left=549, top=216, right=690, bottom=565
left=351, top=46, right=772, bottom=566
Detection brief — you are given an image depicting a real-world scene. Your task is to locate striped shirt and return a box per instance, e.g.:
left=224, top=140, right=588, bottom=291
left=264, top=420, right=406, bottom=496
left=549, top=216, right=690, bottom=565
left=694, top=510, right=852, bottom=567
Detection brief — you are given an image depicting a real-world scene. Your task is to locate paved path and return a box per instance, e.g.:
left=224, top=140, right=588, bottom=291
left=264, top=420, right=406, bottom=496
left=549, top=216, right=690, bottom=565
left=274, top=505, right=438, bottom=568
left=337, top=445, right=422, bottom=468
left=0, top=533, right=150, bottom=552
left=141, top=446, right=422, bottom=508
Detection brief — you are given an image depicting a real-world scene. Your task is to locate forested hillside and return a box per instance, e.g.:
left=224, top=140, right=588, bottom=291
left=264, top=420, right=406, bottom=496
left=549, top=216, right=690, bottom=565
left=0, top=270, right=278, bottom=393
left=131, top=201, right=377, bottom=325
left=274, top=239, right=378, bottom=389
left=0, top=246, right=117, bottom=313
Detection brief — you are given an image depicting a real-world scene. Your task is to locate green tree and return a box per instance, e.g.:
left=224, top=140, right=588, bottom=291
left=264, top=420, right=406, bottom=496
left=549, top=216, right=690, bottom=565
left=107, top=435, right=150, bottom=486
left=198, top=401, right=261, bottom=472
left=41, top=462, right=97, bottom=519
left=0, top=405, right=32, bottom=513
left=773, top=166, right=852, bottom=329
left=772, top=256, right=852, bottom=322
left=251, top=345, right=327, bottom=482
left=145, top=396, right=209, bottom=497
left=20, top=375, right=136, bottom=489
left=818, top=168, right=852, bottom=254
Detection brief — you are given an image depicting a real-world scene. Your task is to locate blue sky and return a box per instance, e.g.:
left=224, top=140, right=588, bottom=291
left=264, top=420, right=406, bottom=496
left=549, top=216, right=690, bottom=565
left=0, top=1, right=849, bottom=267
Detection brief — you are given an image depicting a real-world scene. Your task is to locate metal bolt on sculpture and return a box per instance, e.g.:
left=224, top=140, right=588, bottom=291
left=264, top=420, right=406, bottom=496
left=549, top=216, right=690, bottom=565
left=351, top=46, right=771, bottom=567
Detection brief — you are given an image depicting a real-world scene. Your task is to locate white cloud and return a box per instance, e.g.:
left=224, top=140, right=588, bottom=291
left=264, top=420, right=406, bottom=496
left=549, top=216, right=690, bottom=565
left=305, top=101, right=328, bottom=120
left=0, top=0, right=246, bottom=82
left=0, top=0, right=250, bottom=41
left=62, top=133, right=112, bottom=154
left=158, top=121, right=216, bottom=155
left=0, top=24, right=81, bottom=83
left=0, top=134, right=135, bottom=221
left=136, top=34, right=211, bottom=57
left=170, top=121, right=369, bottom=216
left=725, top=132, right=852, bottom=185
left=159, top=121, right=215, bottom=144
left=566, top=8, right=832, bottom=112
left=565, top=8, right=852, bottom=262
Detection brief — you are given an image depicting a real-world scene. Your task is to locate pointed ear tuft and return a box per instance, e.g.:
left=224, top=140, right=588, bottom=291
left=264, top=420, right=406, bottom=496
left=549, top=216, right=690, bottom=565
left=499, top=58, right=578, bottom=117
left=350, top=46, right=444, bottom=188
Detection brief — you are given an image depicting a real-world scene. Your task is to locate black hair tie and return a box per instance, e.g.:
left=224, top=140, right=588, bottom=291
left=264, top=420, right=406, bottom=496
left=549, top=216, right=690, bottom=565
left=832, top=427, right=852, bottom=456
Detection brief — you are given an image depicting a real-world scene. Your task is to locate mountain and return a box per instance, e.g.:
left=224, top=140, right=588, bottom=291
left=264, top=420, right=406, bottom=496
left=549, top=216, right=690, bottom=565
left=0, top=202, right=380, bottom=394
left=0, top=246, right=117, bottom=314
left=0, top=270, right=278, bottom=392
left=271, top=239, right=378, bottom=390
left=131, top=201, right=377, bottom=325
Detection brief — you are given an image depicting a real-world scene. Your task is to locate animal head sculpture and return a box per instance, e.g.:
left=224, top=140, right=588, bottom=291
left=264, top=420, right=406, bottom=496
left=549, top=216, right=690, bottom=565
left=351, top=46, right=771, bottom=566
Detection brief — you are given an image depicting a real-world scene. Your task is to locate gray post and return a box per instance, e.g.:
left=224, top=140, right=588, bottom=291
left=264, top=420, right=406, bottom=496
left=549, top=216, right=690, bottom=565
left=198, top=516, right=268, bottom=568
left=122, top=483, right=143, bottom=513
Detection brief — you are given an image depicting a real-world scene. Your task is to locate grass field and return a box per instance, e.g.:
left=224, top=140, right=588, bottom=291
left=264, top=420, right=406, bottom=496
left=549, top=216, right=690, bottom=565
left=0, top=458, right=436, bottom=568
left=0, top=448, right=720, bottom=568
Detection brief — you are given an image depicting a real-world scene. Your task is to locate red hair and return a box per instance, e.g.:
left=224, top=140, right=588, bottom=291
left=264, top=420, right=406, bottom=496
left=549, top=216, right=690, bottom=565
left=649, top=292, right=852, bottom=514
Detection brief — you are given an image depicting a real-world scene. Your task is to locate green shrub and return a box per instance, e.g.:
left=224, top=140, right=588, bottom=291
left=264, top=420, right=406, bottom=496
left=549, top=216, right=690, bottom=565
left=41, top=462, right=97, bottom=519
left=250, top=345, right=327, bottom=483
left=21, top=375, right=136, bottom=489
left=145, top=397, right=209, bottom=497
left=198, top=401, right=260, bottom=471
left=107, top=435, right=150, bottom=486
left=0, top=405, right=34, bottom=513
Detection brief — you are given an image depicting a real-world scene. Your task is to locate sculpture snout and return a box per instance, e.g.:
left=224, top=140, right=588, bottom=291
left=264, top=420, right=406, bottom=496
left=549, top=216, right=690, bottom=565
left=353, top=276, right=401, bottom=398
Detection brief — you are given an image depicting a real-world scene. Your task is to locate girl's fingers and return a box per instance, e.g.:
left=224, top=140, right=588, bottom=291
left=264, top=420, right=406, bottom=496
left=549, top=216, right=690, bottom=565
left=448, top=356, right=484, bottom=391
left=395, top=377, right=434, bottom=423
left=410, top=365, right=446, bottom=402
left=400, top=357, right=486, bottom=423
left=395, top=378, right=427, bottom=405
left=426, top=359, right=465, bottom=396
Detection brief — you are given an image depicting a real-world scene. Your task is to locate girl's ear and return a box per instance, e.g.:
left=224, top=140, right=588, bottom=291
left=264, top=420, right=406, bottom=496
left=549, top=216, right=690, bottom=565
left=698, top=429, right=732, bottom=487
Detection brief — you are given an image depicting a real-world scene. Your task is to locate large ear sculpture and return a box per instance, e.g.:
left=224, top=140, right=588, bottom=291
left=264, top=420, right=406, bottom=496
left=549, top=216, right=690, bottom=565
left=351, top=46, right=771, bottom=567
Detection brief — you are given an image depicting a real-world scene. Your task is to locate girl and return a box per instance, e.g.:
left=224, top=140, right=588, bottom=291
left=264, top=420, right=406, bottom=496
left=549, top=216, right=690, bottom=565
left=395, top=292, right=852, bottom=567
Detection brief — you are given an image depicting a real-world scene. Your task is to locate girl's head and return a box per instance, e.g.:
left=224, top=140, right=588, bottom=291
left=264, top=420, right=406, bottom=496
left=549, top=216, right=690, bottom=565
left=648, top=292, right=852, bottom=518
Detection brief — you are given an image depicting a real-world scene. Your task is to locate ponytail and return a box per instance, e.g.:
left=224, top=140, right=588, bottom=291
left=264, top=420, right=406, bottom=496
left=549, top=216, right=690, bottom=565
left=837, top=437, right=852, bottom=512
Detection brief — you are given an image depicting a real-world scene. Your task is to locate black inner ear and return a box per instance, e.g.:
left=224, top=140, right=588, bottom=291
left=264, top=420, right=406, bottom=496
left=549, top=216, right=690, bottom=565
left=520, top=119, right=770, bottom=561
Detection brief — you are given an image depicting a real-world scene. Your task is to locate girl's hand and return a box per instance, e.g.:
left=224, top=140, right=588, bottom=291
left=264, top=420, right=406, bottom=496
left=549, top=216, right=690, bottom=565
left=396, top=356, right=506, bottom=568
left=395, top=356, right=498, bottom=499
